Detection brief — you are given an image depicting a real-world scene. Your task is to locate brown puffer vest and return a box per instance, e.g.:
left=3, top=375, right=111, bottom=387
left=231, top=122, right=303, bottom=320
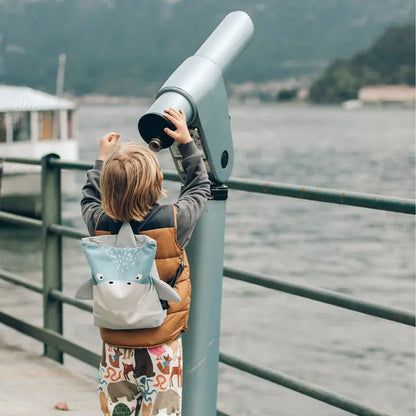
left=94, top=204, right=191, bottom=348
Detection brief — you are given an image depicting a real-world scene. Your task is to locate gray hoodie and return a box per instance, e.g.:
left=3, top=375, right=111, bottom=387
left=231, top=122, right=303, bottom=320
left=80, top=140, right=211, bottom=247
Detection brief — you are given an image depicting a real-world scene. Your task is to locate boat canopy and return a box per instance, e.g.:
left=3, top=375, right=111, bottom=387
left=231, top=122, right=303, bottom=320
left=0, top=85, right=75, bottom=112
left=0, top=85, right=77, bottom=144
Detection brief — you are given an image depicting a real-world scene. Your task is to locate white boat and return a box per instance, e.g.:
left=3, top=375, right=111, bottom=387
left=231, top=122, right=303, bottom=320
left=342, top=99, right=363, bottom=110
left=0, top=85, right=79, bottom=217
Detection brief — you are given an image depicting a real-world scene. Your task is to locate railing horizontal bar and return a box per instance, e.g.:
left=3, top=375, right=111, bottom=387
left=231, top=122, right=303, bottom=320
left=3, top=157, right=414, bottom=214
left=224, top=267, right=415, bottom=327
left=161, top=169, right=182, bottom=183
left=1, top=219, right=413, bottom=327
left=0, top=268, right=43, bottom=294
left=219, top=352, right=392, bottom=416
left=0, top=210, right=42, bottom=228
left=159, top=170, right=416, bottom=214
left=225, top=177, right=416, bottom=215
left=0, top=311, right=100, bottom=367
left=2, top=156, right=41, bottom=166
left=49, top=223, right=87, bottom=239
left=48, top=158, right=94, bottom=171
left=49, top=289, right=93, bottom=313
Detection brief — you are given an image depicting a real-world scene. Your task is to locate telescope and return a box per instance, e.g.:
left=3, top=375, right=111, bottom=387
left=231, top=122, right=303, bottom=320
left=138, top=11, right=254, bottom=184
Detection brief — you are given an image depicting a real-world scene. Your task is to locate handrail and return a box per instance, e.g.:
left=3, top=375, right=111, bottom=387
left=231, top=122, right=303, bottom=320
left=225, top=177, right=416, bottom=214
left=0, top=268, right=43, bottom=294
left=49, top=289, right=93, bottom=313
left=3, top=210, right=412, bottom=327
left=0, top=311, right=100, bottom=367
left=0, top=155, right=414, bottom=416
left=0, top=210, right=42, bottom=228
left=1, top=156, right=42, bottom=166
left=219, top=352, right=391, bottom=416
left=3, top=157, right=415, bottom=214
left=49, top=223, right=87, bottom=239
left=224, top=267, right=415, bottom=326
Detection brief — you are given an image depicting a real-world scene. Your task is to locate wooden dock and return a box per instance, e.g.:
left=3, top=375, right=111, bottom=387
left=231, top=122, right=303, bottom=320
left=0, top=324, right=98, bottom=416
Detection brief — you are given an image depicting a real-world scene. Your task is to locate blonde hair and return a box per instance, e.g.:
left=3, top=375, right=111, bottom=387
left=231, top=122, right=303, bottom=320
left=101, top=143, right=166, bottom=222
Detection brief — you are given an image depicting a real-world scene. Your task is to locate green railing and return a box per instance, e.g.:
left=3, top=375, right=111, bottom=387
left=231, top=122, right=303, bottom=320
left=0, top=154, right=414, bottom=416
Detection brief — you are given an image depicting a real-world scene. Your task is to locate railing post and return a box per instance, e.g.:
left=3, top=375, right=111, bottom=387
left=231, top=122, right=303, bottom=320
left=182, top=185, right=228, bottom=416
left=41, top=153, right=63, bottom=363
left=0, top=159, right=3, bottom=204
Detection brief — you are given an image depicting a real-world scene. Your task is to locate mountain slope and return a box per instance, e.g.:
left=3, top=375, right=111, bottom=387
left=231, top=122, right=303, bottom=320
left=0, top=0, right=414, bottom=95
left=309, top=23, right=415, bottom=102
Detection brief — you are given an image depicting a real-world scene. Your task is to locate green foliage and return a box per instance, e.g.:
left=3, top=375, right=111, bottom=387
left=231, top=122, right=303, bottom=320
left=0, top=0, right=414, bottom=96
left=309, top=23, right=415, bottom=103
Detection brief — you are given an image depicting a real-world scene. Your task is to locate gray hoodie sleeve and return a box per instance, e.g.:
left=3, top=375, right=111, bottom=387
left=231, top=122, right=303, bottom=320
left=80, top=141, right=211, bottom=245
left=80, top=159, right=104, bottom=236
left=174, top=140, right=211, bottom=247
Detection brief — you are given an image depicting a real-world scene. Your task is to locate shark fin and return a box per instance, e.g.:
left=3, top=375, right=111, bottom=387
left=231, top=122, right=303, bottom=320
left=151, top=277, right=181, bottom=303
left=115, top=221, right=136, bottom=247
left=74, top=278, right=93, bottom=300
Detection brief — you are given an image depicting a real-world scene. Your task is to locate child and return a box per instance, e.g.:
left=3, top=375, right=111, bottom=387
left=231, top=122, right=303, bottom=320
left=80, top=108, right=210, bottom=416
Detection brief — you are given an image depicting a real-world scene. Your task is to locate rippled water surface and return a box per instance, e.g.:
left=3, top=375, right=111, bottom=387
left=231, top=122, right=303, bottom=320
left=1, top=102, right=414, bottom=415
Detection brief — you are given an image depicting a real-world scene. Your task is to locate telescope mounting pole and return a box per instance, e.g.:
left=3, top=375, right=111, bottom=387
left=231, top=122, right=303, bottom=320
left=182, top=184, right=228, bottom=415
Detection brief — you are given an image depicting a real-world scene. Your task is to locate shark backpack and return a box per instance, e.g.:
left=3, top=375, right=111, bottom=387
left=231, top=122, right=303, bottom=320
left=75, top=221, right=181, bottom=330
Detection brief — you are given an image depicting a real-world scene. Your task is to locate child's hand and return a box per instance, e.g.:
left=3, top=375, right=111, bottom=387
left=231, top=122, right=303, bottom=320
left=98, top=132, right=120, bottom=160
left=163, top=108, right=192, bottom=145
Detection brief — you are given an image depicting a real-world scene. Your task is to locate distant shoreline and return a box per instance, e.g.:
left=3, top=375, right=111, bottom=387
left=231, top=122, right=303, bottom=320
left=72, top=94, right=414, bottom=110
left=73, top=95, right=153, bottom=106
left=72, top=81, right=415, bottom=107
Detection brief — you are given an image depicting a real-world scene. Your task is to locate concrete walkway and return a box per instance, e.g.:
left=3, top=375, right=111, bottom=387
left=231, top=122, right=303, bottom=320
left=0, top=325, right=99, bottom=416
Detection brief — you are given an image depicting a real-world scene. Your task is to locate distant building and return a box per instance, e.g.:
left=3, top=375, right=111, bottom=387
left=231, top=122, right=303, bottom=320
left=229, top=80, right=307, bottom=102
left=358, top=85, right=415, bottom=103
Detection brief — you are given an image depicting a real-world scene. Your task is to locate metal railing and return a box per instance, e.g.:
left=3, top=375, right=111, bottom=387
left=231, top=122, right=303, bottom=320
left=0, top=154, right=414, bottom=416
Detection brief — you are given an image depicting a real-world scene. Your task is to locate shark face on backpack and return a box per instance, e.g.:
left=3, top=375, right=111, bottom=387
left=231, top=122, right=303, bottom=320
left=75, top=222, right=180, bottom=330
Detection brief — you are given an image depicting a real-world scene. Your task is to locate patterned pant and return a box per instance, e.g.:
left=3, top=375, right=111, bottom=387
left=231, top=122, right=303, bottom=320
left=98, top=337, right=183, bottom=416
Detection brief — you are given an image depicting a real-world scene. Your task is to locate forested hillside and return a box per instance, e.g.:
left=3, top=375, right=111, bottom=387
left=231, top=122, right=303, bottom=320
left=0, top=0, right=414, bottom=96
left=309, top=23, right=415, bottom=102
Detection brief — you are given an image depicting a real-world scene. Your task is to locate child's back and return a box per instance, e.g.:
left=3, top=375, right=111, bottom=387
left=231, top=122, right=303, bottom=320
left=80, top=108, right=210, bottom=416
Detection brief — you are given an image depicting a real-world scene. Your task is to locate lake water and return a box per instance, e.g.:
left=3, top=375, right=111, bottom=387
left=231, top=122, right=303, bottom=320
left=0, top=101, right=414, bottom=416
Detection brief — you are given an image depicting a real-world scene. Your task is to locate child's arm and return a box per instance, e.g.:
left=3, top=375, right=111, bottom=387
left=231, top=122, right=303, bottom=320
left=80, top=132, right=119, bottom=235
left=163, top=109, right=211, bottom=247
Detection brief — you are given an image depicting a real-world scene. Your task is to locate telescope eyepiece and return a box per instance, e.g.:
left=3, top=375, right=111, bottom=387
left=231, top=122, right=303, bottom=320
left=148, top=138, right=163, bottom=153
left=138, top=112, right=175, bottom=152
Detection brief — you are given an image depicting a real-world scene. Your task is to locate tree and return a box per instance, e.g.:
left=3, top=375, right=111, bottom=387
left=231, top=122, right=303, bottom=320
left=309, top=23, right=415, bottom=103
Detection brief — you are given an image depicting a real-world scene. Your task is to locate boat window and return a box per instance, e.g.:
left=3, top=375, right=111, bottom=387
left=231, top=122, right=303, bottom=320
left=38, top=111, right=59, bottom=140
left=12, top=112, right=30, bottom=142
left=0, top=114, right=6, bottom=143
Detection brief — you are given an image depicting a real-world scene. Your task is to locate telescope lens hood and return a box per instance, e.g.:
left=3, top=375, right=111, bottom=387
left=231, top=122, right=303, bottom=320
left=138, top=113, right=175, bottom=152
